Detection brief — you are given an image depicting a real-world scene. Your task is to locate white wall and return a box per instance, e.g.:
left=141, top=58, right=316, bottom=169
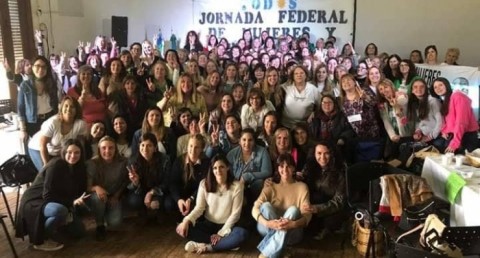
left=32, top=0, right=480, bottom=66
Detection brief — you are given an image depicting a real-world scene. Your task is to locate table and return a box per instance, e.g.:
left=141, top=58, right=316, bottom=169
left=422, top=156, right=480, bottom=226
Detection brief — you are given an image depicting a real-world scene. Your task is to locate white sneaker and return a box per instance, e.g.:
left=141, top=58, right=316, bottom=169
left=33, top=240, right=64, bottom=251
left=184, top=241, right=208, bottom=253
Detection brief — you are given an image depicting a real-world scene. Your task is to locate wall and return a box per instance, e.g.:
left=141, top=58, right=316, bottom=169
left=31, top=0, right=480, bottom=66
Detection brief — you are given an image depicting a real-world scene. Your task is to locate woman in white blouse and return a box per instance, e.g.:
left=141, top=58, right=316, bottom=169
left=240, top=88, right=275, bottom=132
left=176, top=154, right=248, bottom=254
left=281, top=66, right=319, bottom=129
left=28, top=96, right=87, bottom=171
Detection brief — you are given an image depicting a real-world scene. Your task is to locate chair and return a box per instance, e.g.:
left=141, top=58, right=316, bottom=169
left=346, top=162, right=411, bottom=258
left=0, top=213, right=18, bottom=258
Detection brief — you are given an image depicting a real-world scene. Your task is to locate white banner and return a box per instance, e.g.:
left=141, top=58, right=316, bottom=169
left=193, top=0, right=355, bottom=46
left=415, top=64, right=480, bottom=119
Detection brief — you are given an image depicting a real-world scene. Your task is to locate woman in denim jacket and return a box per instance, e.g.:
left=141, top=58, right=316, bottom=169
left=227, top=128, right=272, bottom=202
left=18, top=56, right=59, bottom=140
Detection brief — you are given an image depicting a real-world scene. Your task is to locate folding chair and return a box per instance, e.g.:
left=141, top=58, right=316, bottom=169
left=0, top=213, right=18, bottom=258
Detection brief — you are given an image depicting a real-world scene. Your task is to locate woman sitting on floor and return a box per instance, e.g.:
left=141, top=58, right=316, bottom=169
left=176, top=154, right=248, bottom=253
left=252, top=153, right=311, bottom=258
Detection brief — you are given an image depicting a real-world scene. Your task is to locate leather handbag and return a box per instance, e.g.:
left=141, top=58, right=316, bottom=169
left=0, top=154, right=37, bottom=186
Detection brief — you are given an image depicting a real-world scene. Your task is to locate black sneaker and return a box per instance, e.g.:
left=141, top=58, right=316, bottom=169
left=96, top=226, right=106, bottom=241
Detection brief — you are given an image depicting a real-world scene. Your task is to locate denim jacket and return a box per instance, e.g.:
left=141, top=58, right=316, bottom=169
left=17, top=79, right=58, bottom=123
left=226, top=145, right=272, bottom=184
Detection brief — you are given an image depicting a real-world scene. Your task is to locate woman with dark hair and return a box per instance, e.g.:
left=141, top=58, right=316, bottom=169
left=363, top=43, right=378, bottom=60
left=310, top=63, right=334, bottom=97
left=184, top=31, right=204, bottom=52
left=16, top=139, right=88, bottom=251
left=176, top=154, right=248, bottom=253
left=253, top=153, right=311, bottom=258
left=208, top=93, right=236, bottom=133
left=98, top=58, right=127, bottom=98
left=28, top=96, right=87, bottom=171
left=291, top=122, right=316, bottom=172
left=264, top=36, right=276, bottom=51
left=67, top=65, right=107, bottom=127
left=242, top=29, right=253, bottom=49
left=129, top=42, right=143, bottom=69
left=355, top=61, right=368, bottom=86
left=260, top=67, right=284, bottom=110
left=131, top=107, right=176, bottom=160
left=111, top=115, right=132, bottom=158
left=85, top=121, right=106, bottom=159
left=227, top=128, right=272, bottom=202
left=430, top=77, right=479, bottom=153
left=208, top=114, right=241, bottom=157
left=407, top=78, right=443, bottom=143
left=18, top=56, right=59, bottom=140
left=394, top=59, right=420, bottom=94
left=232, top=83, right=247, bottom=115
left=310, top=94, right=354, bottom=160
left=169, top=134, right=210, bottom=217
left=301, top=141, right=346, bottom=240
left=109, top=75, right=148, bottom=132
left=86, top=136, right=128, bottom=241
left=424, top=45, right=439, bottom=65
left=205, top=34, right=218, bottom=52
left=249, top=63, right=266, bottom=88
left=126, top=133, right=171, bottom=214
left=223, top=63, right=240, bottom=93
left=164, top=49, right=183, bottom=83
left=257, top=111, right=278, bottom=148
left=240, top=88, right=275, bottom=132
left=170, top=107, right=193, bottom=139
left=383, top=54, right=401, bottom=81
left=410, top=50, right=424, bottom=64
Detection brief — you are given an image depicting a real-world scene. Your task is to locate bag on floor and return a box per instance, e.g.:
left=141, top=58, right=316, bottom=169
left=0, top=154, right=37, bottom=186
left=420, top=214, right=463, bottom=258
left=352, top=217, right=385, bottom=257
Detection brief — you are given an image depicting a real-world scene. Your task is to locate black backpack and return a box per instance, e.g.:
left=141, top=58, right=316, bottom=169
left=0, top=154, right=37, bottom=186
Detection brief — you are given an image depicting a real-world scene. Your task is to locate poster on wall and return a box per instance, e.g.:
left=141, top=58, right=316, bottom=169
left=415, top=64, right=480, bottom=120
left=193, top=0, right=355, bottom=46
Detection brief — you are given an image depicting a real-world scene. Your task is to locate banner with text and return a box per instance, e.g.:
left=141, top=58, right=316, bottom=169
left=415, top=64, right=480, bottom=119
left=193, top=0, right=355, bottom=46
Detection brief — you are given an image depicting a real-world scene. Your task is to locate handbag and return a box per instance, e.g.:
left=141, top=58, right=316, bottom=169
left=0, top=154, right=37, bottom=186
left=398, top=199, right=435, bottom=231
left=420, top=214, right=463, bottom=258
left=406, top=145, right=441, bottom=169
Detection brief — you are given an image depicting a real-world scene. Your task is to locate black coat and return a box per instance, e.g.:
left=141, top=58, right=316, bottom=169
left=15, top=158, right=87, bottom=244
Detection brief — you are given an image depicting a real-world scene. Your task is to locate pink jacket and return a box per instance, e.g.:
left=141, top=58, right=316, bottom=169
left=442, top=91, right=479, bottom=150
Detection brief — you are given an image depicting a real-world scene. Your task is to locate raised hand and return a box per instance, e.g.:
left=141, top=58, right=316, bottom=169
left=85, top=42, right=92, bottom=54
left=127, top=165, right=139, bottom=185
left=199, top=112, right=207, bottom=133
left=78, top=41, right=84, bottom=52
left=73, top=192, right=91, bottom=206
left=34, top=30, right=43, bottom=43
left=146, top=77, right=155, bottom=92
left=152, top=33, right=159, bottom=45
left=163, top=87, right=173, bottom=100
left=60, top=51, right=67, bottom=62
left=210, top=124, right=220, bottom=145
left=110, top=37, right=117, bottom=47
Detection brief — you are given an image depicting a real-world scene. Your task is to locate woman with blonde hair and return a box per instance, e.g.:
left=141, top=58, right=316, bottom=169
left=197, top=71, right=224, bottom=112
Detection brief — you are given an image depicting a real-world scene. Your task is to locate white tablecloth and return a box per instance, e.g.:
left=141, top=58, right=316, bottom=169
left=422, top=156, right=480, bottom=226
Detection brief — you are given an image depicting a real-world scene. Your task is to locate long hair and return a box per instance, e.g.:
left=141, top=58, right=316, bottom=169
left=407, top=78, right=430, bottom=120
left=61, top=138, right=86, bottom=167
left=57, top=96, right=83, bottom=122
left=75, top=65, right=102, bottom=99
left=400, top=59, right=417, bottom=84
left=274, top=153, right=297, bottom=183
left=430, top=77, right=453, bottom=116
left=182, top=134, right=207, bottom=184
left=269, top=127, right=292, bottom=163
left=311, top=63, right=333, bottom=95
left=304, top=141, right=344, bottom=189
left=141, top=107, right=166, bottom=141
left=175, top=74, right=201, bottom=105
left=205, top=154, right=234, bottom=193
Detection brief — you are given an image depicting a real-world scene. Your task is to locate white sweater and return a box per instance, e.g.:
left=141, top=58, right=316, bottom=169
left=184, top=180, right=244, bottom=237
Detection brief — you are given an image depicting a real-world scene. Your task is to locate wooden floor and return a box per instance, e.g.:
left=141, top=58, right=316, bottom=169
left=0, top=187, right=361, bottom=258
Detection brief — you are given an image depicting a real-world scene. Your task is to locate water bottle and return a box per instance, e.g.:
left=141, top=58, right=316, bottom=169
left=170, top=29, right=177, bottom=51
left=156, top=29, right=164, bottom=58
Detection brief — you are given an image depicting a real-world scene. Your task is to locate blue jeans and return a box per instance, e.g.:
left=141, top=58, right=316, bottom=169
left=86, top=192, right=123, bottom=227
left=186, top=219, right=248, bottom=251
left=28, top=148, right=43, bottom=172
left=257, top=202, right=303, bottom=258
left=43, top=202, right=85, bottom=240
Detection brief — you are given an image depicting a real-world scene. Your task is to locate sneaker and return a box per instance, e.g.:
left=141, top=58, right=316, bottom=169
left=33, top=240, right=64, bottom=251
left=184, top=241, right=208, bottom=253
left=96, top=225, right=106, bottom=242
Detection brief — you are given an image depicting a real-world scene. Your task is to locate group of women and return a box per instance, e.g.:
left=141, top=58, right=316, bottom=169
left=8, top=28, right=478, bottom=257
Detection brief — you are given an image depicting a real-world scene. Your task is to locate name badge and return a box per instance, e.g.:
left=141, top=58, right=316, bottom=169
left=347, top=114, right=362, bottom=123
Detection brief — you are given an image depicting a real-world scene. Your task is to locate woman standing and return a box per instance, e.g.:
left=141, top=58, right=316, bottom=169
left=86, top=136, right=128, bottom=241
left=281, top=66, right=319, bottom=129
left=176, top=155, right=248, bottom=254
left=430, top=77, right=479, bottom=153
left=98, top=58, right=127, bottom=98
left=394, top=59, right=420, bottom=94
left=16, top=139, right=88, bottom=251
left=407, top=78, right=443, bottom=143
left=67, top=65, right=107, bottom=128
left=28, top=96, right=87, bottom=171
left=145, top=61, right=173, bottom=108
left=253, top=153, right=311, bottom=258
left=18, top=56, right=59, bottom=139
